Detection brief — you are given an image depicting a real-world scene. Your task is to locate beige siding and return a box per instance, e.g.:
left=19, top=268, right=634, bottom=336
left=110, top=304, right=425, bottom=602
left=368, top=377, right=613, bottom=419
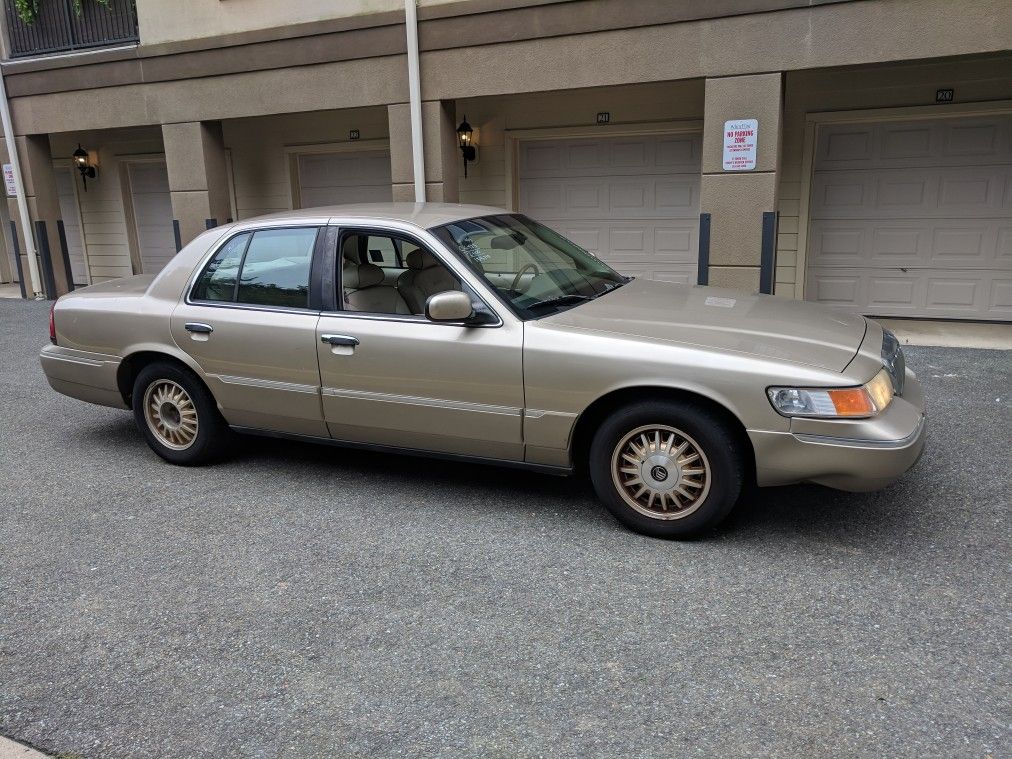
left=456, top=80, right=705, bottom=210
left=777, top=56, right=1012, bottom=299
left=49, top=130, right=164, bottom=283
left=222, top=108, right=390, bottom=220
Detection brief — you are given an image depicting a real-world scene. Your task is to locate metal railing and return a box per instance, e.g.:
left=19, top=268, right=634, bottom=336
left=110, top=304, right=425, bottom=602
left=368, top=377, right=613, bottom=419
left=4, top=0, right=137, bottom=58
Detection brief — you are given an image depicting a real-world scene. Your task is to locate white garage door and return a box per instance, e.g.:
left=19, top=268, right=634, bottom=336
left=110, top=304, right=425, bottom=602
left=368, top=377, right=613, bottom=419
left=54, top=168, right=88, bottom=286
left=519, top=134, right=701, bottom=283
left=297, top=150, right=392, bottom=208
left=127, top=162, right=177, bottom=275
left=807, top=115, right=1012, bottom=321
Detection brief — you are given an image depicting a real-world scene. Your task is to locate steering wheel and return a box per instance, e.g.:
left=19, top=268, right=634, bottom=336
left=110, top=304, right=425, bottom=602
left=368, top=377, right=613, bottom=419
left=511, top=263, right=540, bottom=292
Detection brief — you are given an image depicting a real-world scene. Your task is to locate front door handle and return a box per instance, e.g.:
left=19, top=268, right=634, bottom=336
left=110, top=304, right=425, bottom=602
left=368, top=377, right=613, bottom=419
left=184, top=322, right=214, bottom=334
left=321, top=334, right=359, bottom=347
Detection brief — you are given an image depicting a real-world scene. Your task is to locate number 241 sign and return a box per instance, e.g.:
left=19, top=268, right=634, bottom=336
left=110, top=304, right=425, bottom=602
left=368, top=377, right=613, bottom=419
left=722, top=119, right=758, bottom=171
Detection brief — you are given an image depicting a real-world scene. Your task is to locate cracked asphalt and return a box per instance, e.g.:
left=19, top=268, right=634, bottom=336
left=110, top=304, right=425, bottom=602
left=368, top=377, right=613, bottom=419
left=0, top=298, right=1009, bottom=758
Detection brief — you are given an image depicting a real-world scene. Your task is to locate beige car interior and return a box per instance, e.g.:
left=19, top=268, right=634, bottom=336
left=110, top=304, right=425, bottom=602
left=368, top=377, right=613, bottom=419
left=341, top=232, right=463, bottom=316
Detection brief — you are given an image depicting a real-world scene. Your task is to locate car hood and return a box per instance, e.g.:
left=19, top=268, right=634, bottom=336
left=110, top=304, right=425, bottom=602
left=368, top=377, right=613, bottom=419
left=542, top=278, right=867, bottom=372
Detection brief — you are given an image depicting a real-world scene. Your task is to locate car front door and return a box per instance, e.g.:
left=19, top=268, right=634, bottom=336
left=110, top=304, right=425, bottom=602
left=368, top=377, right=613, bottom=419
left=315, top=226, right=524, bottom=461
left=170, top=224, right=327, bottom=437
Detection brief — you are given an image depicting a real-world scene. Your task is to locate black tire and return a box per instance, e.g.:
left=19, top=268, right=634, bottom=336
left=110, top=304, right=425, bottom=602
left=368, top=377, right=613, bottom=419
left=588, top=400, right=744, bottom=539
left=131, top=361, right=231, bottom=465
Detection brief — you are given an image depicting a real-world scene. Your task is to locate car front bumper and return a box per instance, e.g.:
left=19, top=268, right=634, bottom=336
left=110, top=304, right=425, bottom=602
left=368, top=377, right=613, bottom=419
left=748, top=368, right=927, bottom=492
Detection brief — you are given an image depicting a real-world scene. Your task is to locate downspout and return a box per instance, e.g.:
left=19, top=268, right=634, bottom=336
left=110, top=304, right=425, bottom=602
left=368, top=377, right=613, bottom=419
left=404, top=0, right=426, bottom=203
left=0, top=67, right=42, bottom=298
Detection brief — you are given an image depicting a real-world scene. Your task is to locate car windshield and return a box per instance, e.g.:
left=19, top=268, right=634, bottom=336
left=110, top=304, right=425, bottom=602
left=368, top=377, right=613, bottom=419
left=431, top=214, right=629, bottom=320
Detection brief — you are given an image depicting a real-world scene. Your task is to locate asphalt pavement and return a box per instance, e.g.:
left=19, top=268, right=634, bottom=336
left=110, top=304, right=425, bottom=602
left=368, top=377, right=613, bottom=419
left=0, top=298, right=1009, bottom=758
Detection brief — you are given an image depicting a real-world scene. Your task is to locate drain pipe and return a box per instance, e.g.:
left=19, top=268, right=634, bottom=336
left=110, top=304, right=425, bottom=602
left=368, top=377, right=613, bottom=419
left=0, top=68, right=42, bottom=298
left=404, top=0, right=426, bottom=203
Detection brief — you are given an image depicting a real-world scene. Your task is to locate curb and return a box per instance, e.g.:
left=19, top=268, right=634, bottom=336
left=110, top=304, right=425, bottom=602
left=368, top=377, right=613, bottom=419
left=0, top=736, right=48, bottom=759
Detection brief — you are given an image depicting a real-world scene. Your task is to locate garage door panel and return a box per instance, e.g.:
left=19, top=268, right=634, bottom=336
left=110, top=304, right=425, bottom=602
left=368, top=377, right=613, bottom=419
left=519, top=135, right=701, bottom=178
left=541, top=220, right=697, bottom=267
left=127, top=162, right=176, bottom=276
left=807, top=271, right=863, bottom=307
left=817, top=117, right=1012, bottom=170
left=810, top=218, right=1007, bottom=270
left=808, top=266, right=1004, bottom=318
left=522, top=176, right=697, bottom=220
left=520, top=134, right=700, bottom=282
left=296, top=150, right=392, bottom=208
left=810, top=114, right=1012, bottom=321
left=812, top=166, right=1012, bottom=219
left=989, top=279, right=1012, bottom=315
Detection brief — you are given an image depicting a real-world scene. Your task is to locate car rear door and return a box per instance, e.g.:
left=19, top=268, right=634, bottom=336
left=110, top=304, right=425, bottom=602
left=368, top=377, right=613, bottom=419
left=170, top=223, right=327, bottom=437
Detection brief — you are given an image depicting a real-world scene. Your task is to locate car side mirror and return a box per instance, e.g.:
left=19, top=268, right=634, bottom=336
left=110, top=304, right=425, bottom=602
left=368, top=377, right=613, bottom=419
left=425, top=290, right=474, bottom=322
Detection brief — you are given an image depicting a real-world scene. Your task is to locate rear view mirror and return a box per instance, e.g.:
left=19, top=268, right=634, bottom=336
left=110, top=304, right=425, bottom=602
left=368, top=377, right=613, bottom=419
left=425, top=290, right=474, bottom=322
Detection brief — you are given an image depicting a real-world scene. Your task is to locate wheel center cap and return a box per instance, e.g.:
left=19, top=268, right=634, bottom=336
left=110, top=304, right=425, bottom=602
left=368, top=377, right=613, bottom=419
left=642, top=454, right=679, bottom=490
left=160, top=402, right=181, bottom=428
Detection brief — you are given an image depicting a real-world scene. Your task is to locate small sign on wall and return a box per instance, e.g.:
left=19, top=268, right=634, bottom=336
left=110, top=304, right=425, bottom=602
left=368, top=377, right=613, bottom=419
left=596, top=112, right=611, bottom=124
left=349, top=129, right=360, bottom=140
left=3, top=164, right=16, bottom=197
left=936, top=89, right=954, bottom=103
left=722, top=119, right=758, bottom=171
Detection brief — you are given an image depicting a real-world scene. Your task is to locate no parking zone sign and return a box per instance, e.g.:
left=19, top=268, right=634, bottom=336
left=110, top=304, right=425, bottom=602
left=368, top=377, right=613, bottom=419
left=3, top=163, right=16, bottom=197
left=722, top=119, right=758, bottom=171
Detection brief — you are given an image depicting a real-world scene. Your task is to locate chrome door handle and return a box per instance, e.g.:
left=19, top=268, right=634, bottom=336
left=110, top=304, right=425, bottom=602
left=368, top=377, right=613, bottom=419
left=321, top=334, right=359, bottom=346
left=184, top=322, right=214, bottom=334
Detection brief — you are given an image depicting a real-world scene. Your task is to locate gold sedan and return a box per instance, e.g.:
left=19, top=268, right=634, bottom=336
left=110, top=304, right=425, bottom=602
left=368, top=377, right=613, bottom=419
left=40, top=204, right=926, bottom=539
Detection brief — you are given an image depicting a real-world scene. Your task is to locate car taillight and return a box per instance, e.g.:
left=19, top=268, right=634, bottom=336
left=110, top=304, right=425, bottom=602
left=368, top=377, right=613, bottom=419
left=49, top=303, right=57, bottom=345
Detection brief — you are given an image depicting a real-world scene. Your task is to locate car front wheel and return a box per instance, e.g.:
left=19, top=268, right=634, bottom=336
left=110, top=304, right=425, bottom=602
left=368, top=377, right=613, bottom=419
left=588, top=400, right=744, bottom=539
left=132, top=361, right=230, bottom=465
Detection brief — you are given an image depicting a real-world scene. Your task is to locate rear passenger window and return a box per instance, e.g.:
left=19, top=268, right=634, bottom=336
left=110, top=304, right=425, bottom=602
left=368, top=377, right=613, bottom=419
left=191, top=232, right=249, bottom=302
left=192, top=227, right=318, bottom=308
left=237, top=228, right=318, bottom=308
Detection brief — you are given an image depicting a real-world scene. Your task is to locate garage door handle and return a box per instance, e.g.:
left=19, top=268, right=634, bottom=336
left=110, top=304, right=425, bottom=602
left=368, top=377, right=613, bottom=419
left=321, top=334, right=359, bottom=347
left=184, top=322, right=214, bottom=334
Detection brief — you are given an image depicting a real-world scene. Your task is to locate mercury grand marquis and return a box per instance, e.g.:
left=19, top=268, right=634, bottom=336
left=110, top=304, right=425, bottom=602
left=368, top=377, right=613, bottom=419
left=40, top=203, right=926, bottom=538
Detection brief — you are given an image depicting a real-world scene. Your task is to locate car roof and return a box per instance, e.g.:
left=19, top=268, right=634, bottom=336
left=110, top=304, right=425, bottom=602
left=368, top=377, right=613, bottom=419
left=242, top=202, right=510, bottom=230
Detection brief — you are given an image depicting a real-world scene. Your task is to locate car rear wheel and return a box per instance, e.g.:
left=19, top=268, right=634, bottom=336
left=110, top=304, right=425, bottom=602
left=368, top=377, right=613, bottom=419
left=588, top=400, right=744, bottom=539
left=132, top=361, right=230, bottom=465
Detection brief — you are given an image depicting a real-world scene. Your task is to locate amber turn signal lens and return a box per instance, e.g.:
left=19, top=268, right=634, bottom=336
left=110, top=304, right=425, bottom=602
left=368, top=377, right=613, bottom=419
left=826, top=388, right=875, bottom=416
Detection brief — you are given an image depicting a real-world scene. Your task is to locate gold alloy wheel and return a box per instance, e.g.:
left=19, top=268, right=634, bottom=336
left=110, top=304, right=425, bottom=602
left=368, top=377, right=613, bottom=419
left=610, top=424, right=711, bottom=520
left=143, top=379, right=199, bottom=451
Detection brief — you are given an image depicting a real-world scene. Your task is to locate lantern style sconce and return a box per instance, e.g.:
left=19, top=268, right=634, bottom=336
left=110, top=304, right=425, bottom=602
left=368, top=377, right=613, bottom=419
left=456, top=116, right=477, bottom=178
left=72, top=144, right=97, bottom=190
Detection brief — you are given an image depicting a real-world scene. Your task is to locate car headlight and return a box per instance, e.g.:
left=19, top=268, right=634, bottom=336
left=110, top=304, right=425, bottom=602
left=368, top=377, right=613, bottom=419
left=767, top=369, right=894, bottom=419
left=881, top=329, right=905, bottom=395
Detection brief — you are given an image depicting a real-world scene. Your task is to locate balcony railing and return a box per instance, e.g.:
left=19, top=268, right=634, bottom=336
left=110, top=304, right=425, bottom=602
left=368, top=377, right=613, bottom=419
left=4, top=0, right=138, bottom=58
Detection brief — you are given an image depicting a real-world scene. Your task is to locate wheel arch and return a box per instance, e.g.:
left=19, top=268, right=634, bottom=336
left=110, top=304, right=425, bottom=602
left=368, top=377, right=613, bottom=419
left=117, top=345, right=212, bottom=407
left=569, top=385, right=756, bottom=484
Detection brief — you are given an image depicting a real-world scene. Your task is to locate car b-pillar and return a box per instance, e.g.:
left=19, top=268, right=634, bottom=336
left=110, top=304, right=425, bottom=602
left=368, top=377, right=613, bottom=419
left=700, top=73, right=783, bottom=292
left=162, top=121, right=231, bottom=250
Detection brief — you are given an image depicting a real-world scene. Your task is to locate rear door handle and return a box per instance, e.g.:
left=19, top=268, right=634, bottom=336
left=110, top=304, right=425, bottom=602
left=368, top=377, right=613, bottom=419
left=321, top=334, right=359, bottom=347
left=184, top=322, right=214, bottom=334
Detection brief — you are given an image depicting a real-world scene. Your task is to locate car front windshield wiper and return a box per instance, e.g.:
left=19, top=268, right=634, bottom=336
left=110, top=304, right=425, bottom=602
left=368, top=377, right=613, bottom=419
left=525, top=293, right=593, bottom=312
